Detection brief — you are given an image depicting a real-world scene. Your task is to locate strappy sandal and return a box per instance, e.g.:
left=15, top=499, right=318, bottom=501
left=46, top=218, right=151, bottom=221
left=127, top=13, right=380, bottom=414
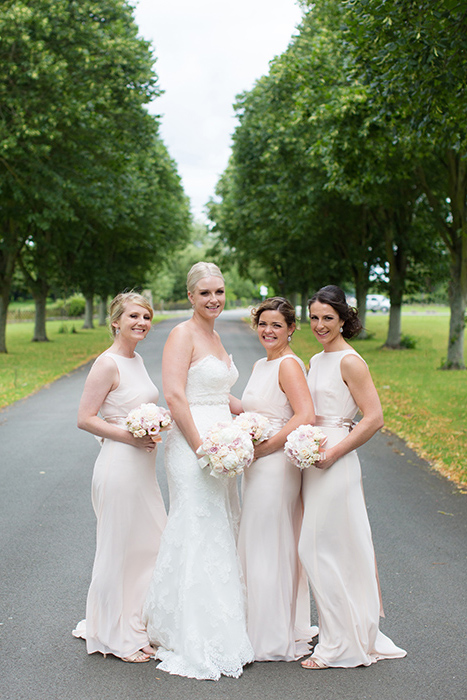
left=122, top=650, right=151, bottom=663
left=301, top=656, right=328, bottom=669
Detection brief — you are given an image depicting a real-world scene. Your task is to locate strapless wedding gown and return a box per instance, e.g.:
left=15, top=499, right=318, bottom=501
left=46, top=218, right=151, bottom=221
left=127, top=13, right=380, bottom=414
left=143, top=355, right=254, bottom=680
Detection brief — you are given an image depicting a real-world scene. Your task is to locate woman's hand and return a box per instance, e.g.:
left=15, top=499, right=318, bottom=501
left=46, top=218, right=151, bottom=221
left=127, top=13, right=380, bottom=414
left=253, top=439, right=272, bottom=460
left=129, top=434, right=159, bottom=451
left=314, top=446, right=337, bottom=470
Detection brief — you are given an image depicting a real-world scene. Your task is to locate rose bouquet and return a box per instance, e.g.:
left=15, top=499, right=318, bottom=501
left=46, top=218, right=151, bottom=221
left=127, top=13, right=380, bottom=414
left=196, top=421, right=255, bottom=478
left=284, top=424, right=326, bottom=469
left=234, top=412, right=273, bottom=444
left=126, top=403, right=172, bottom=442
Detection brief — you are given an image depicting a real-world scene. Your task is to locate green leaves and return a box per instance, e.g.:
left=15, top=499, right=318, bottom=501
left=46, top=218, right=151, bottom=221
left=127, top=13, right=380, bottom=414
left=0, top=0, right=190, bottom=351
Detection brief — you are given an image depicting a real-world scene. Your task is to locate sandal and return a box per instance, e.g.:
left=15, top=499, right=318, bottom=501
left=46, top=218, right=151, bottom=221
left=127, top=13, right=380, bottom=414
left=301, top=656, right=328, bottom=670
left=122, top=650, right=151, bottom=663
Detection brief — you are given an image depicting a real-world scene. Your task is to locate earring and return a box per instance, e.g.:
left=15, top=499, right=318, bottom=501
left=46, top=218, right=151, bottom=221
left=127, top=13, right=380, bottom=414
left=116, top=328, right=120, bottom=335
left=339, top=327, right=343, bottom=334
left=288, top=335, right=292, bottom=342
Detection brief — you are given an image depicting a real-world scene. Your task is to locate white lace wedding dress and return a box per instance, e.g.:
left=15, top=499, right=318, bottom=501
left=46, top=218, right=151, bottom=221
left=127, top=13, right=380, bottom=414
left=143, top=355, right=254, bottom=680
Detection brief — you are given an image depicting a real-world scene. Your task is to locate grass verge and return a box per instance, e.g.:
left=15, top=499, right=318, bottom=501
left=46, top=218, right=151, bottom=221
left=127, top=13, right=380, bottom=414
left=291, top=315, right=467, bottom=489
left=0, top=317, right=165, bottom=408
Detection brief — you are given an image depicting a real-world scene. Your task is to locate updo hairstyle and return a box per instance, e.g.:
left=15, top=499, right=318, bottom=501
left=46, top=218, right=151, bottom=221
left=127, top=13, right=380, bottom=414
left=251, top=296, right=297, bottom=331
left=308, top=285, right=362, bottom=339
left=186, top=262, right=225, bottom=294
left=109, top=291, right=153, bottom=337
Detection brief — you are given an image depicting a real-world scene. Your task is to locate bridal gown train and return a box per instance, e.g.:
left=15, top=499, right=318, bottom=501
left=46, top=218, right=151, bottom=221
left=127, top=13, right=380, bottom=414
left=143, top=355, right=254, bottom=680
left=299, top=348, right=406, bottom=667
left=73, top=352, right=167, bottom=659
left=238, top=355, right=316, bottom=661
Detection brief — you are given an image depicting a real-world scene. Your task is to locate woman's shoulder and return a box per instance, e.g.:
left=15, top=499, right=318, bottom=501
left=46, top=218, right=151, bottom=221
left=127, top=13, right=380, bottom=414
left=340, top=349, right=368, bottom=380
left=167, top=320, right=195, bottom=346
left=279, top=353, right=305, bottom=368
left=278, top=353, right=306, bottom=376
left=340, top=347, right=366, bottom=365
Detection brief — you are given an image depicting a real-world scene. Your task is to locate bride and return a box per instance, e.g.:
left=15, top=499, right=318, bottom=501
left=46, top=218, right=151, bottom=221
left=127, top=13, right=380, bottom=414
left=143, top=262, right=254, bottom=680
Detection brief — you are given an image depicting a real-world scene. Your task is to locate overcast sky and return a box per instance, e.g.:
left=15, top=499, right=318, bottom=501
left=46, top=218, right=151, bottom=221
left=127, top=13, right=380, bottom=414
left=132, top=0, right=303, bottom=221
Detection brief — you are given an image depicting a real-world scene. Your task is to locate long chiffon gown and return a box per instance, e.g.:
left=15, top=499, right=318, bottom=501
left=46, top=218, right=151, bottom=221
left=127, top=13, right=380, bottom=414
left=143, top=355, right=254, bottom=680
left=73, top=352, right=167, bottom=659
left=238, top=355, right=317, bottom=661
left=299, top=348, right=406, bottom=667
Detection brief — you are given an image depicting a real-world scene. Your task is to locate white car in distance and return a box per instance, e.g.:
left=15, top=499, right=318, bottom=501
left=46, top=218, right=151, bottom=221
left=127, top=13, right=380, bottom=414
left=366, top=294, right=390, bottom=313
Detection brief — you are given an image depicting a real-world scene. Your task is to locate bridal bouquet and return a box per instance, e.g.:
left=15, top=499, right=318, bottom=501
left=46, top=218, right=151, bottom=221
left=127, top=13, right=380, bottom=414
left=284, top=424, right=326, bottom=469
left=234, top=412, right=273, bottom=444
left=126, top=403, right=172, bottom=442
left=196, top=421, right=254, bottom=478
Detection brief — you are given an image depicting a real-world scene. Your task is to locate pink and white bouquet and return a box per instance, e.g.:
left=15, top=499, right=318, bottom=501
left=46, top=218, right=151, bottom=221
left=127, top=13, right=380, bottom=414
left=196, top=421, right=255, bottom=478
left=126, top=403, right=172, bottom=442
left=234, top=412, right=273, bottom=444
left=284, top=424, right=326, bottom=469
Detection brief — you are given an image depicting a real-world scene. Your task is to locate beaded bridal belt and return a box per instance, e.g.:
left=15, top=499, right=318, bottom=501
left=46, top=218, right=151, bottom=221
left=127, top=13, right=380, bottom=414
left=314, top=415, right=356, bottom=431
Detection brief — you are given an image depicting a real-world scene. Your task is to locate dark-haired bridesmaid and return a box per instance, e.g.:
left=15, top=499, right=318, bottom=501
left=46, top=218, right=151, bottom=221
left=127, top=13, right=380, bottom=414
left=299, top=285, right=406, bottom=669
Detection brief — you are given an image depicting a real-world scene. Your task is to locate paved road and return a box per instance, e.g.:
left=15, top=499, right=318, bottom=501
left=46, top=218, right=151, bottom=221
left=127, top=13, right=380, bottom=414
left=1, top=313, right=466, bottom=700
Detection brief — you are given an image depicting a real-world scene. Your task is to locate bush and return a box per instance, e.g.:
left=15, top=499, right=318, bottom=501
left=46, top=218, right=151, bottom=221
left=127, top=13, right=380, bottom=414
left=65, top=294, right=86, bottom=317
left=400, top=334, right=418, bottom=349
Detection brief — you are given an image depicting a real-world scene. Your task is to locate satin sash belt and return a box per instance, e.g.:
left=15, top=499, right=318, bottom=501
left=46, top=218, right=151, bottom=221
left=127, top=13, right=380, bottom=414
left=314, top=415, right=356, bottom=431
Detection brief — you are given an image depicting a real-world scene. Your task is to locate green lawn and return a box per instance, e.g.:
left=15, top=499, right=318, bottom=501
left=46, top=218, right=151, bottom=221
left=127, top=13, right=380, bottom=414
left=0, top=321, right=112, bottom=406
left=0, top=317, right=167, bottom=407
left=291, top=315, right=467, bottom=488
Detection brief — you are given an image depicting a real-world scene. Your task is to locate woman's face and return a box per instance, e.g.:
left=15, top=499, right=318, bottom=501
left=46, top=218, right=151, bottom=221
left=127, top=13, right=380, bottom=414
left=113, top=303, right=152, bottom=341
left=308, top=301, right=343, bottom=348
left=256, top=309, right=294, bottom=355
left=189, top=276, right=225, bottom=318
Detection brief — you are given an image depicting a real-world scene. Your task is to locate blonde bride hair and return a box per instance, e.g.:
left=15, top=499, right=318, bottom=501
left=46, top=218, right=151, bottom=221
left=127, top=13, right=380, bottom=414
left=186, top=262, right=225, bottom=294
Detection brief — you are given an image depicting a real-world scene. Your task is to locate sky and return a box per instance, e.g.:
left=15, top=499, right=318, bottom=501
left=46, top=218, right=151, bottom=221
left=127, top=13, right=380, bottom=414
left=132, top=0, right=304, bottom=221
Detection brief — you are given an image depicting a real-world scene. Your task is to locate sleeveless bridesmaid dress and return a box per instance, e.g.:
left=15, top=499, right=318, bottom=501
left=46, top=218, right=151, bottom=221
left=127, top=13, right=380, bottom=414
left=299, top=348, right=406, bottom=667
left=73, top=351, right=167, bottom=659
left=238, top=355, right=317, bottom=661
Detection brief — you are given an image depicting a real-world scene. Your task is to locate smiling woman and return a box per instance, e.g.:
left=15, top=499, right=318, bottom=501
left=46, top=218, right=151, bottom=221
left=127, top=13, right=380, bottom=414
left=143, top=261, right=254, bottom=680
left=299, top=285, right=406, bottom=669
left=73, top=291, right=167, bottom=663
left=238, top=296, right=318, bottom=662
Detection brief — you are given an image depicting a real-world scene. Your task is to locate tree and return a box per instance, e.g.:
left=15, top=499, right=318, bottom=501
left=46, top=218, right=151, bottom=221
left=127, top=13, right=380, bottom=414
left=0, top=0, right=189, bottom=348
left=344, top=0, right=467, bottom=366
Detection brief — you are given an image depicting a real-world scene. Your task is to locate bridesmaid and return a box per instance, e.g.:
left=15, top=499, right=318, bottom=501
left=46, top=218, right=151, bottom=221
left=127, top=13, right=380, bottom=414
left=299, top=285, right=406, bottom=669
left=73, top=292, right=167, bottom=663
left=238, top=297, right=318, bottom=661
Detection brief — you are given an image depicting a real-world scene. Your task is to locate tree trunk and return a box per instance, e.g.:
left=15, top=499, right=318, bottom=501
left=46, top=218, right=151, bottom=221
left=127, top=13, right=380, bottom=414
left=98, top=296, right=107, bottom=326
left=382, top=211, right=408, bottom=349
left=385, top=303, right=402, bottom=348
left=418, top=150, right=466, bottom=368
left=83, top=295, right=94, bottom=328
left=0, top=289, right=10, bottom=354
left=0, top=220, right=23, bottom=353
left=443, top=150, right=467, bottom=369
left=443, top=252, right=466, bottom=369
left=32, top=291, right=49, bottom=342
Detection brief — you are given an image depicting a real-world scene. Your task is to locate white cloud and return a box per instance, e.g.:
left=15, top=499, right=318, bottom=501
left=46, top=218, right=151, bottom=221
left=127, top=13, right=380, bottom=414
left=132, top=0, right=303, bottom=219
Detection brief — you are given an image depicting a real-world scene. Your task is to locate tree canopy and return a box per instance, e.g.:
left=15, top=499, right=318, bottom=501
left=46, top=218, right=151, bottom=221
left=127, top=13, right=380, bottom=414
left=0, top=0, right=190, bottom=350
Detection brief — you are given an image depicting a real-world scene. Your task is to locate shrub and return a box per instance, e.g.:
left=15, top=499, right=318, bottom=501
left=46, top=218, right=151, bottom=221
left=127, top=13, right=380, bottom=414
left=66, top=294, right=86, bottom=317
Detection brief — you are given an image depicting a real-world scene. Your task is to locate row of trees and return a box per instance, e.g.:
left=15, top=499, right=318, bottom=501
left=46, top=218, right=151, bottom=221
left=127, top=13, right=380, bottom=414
left=208, top=0, right=466, bottom=367
left=0, top=0, right=191, bottom=352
